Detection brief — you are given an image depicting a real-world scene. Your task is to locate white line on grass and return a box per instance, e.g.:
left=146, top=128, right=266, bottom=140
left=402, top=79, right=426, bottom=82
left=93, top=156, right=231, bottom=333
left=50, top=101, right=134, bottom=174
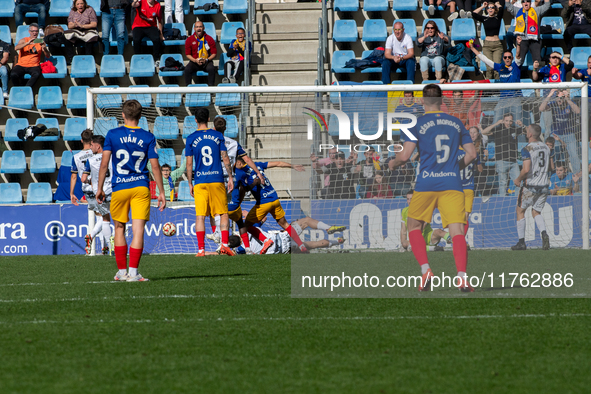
left=0, top=277, right=253, bottom=287
left=0, top=294, right=289, bottom=303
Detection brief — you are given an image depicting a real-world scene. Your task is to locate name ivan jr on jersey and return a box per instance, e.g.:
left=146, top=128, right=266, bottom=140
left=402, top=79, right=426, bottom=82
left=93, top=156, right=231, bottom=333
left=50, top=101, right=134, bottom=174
left=119, top=135, right=144, bottom=147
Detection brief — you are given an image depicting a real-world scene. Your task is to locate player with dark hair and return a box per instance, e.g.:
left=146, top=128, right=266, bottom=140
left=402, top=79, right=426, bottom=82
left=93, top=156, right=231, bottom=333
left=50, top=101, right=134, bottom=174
left=97, top=99, right=167, bottom=282
left=390, top=84, right=477, bottom=292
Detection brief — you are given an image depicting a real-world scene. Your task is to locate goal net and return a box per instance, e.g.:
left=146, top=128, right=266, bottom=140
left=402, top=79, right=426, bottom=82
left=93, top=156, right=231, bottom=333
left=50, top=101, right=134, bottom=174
left=88, top=83, right=589, bottom=255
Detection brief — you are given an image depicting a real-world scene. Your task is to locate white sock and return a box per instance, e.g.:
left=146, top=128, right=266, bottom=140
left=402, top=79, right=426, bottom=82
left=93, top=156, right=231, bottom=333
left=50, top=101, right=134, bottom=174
left=457, top=271, right=467, bottom=279
left=534, top=215, right=547, bottom=234
left=214, top=216, right=221, bottom=238
left=421, top=264, right=431, bottom=275
left=317, top=221, right=330, bottom=231
left=118, top=269, right=127, bottom=276
left=328, top=239, right=340, bottom=246
left=102, top=221, right=112, bottom=248
left=517, top=218, right=526, bottom=239
left=98, top=233, right=105, bottom=250
left=90, top=217, right=103, bottom=239
left=129, top=267, right=138, bottom=277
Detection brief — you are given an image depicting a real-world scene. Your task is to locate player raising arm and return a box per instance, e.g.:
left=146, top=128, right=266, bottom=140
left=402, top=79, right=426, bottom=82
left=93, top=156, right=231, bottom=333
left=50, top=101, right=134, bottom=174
left=97, top=100, right=166, bottom=282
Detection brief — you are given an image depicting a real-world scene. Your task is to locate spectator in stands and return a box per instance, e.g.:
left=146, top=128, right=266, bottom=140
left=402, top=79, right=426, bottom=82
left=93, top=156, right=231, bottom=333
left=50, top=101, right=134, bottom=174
left=471, top=1, right=505, bottom=80
left=366, top=171, right=393, bottom=199
left=311, top=147, right=338, bottom=194
left=532, top=51, right=574, bottom=82
left=506, top=0, right=551, bottom=69
left=425, top=0, right=459, bottom=21
left=393, top=91, right=424, bottom=116
left=147, top=161, right=186, bottom=201
left=0, top=38, right=10, bottom=99
left=385, top=158, right=414, bottom=196
left=65, top=0, right=99, bottom=58
left=100, top=0, right=128, bottom=55
left=481, top=113, right=524, bottom=196
left=540, top=89, right=581, bottom=173
left=184, top=21, right=216, bottom=86
left=316, top=151, right=356, bottom=199
left=15, top=0, right=48, bottom=37
left=445, top=90, right=469, bottom=126
left=382, top=22, right=416, bottom=84
left=11, top=23, right=51, bottom=88
left=223, top=28, right=249, bottom=84
left=563, top=0, right=591, bottom=54
left=572, top=55, right=591, bottom=96
left=131, top=0, right=164, bottom=67
left=550, top=162, right=580, bottom=194
left=164, top=0, right=183, bottom=24
left=417, top=20, right=449, bottom=82
left=356, top=147, right=380, bottom=197
left=545, top=135, right=557, bottom=173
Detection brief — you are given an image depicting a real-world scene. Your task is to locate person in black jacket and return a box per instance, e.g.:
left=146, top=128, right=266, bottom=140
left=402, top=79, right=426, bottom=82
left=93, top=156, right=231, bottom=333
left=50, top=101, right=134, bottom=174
left=562, top=0, right=591, bottom=54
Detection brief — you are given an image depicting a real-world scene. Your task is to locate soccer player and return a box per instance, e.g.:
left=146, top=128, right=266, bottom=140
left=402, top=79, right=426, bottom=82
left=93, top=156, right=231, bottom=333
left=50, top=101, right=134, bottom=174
left=81, top=135, right=113, bottom=255
left=185, top=107, right=235, bottom=257
left=389, top=84, right=477, bottom=292
left=234, top=157, right=307, bottom=254
left=512, top=124, right=551, bottom=251
left=97, top=99, right=167, bottom=282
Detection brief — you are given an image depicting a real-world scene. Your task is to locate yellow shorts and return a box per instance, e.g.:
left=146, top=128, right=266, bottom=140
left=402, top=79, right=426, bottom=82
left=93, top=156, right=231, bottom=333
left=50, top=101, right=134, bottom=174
left=245, top=200, right=285, bottom=224
left=110, top=186, right=151, bottom=224
left=194, top=183, right=228, bottom=217
left=463, top=189, right=474, bottom=214
left=408, top=190, right=466, bottom=229
left=228, top=207, right=242, bottom=223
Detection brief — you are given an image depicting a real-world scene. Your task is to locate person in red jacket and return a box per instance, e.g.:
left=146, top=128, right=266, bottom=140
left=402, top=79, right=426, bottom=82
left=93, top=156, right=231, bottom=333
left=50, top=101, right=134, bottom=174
left=184, top=20, right=217, bottom=86
left=131, top=0, right=163, bottom=67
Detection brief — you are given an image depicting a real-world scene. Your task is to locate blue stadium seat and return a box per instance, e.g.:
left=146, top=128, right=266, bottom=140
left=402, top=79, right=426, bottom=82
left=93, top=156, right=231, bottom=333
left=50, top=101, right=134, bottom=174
left=109, top=23, right=128, bottom=47
left=49, top=0, right=71, bottom=17
left=129, top=54, right=155, bottom=78
left=221, top=21, right=245, bottom=44
left=481, top=19, right=506, bottom=41
left=542, top=47, right=564, bottom=58
left=215, top=83, right=240, bottom=107
left=571, top=47, right=591, bottom=69
left=96, top=85, right=122, bottom=109
left=334, top=0, right=359, bottom=12
left=139, top=116, right=150, bottom=131
left=364, top=0, right=388, bottom=11
left=61, top=150, right=73, bottom=167
left=183, top=116, right=198, bottom=138
left=360, top=50, right=382, bottom=73
left=397, top=19, right=418, bottom=41
left=157, top=148, right=177, bottom=170
left=156, top=84, right=183, bottom=108
left=194, top=0, right=219, bottom=14
left=1, top=151, right=26, bottom=174
left=540, top=17, right=564, bottom=40
left=159, top=54, right=185, bottom=77
left=390, top=80, right=412, bottom=85
left=519, top=78, right=536, bottom=98
left=186, top=84, right=212, bottom=107
left=64, top=118, right=87, bottom=141
left=16, top=25, right=29, bottom=44
left=0, top=0, right=15, bottom=18
left=331, top=50, right=356, bottom=73
left=451, top=19, right=476, bottom=42
left=26, top=183, right=53, bottom=204
left=34, top=118, right=60, bottom=142
left=333, top=20, right=358, bottom=42
left=43, top=56, right=67, bottom=79
left=392, top=0, right=417, bottom=11
left=70, top=55, right=96, bottom=78
left=154, top=116, right=180, bottom=139
left=223, top=0, right=247, bottom=14
left=0, top=25, right=12, bottom=45
left=421, top=3, right=444, bottom=12
left=362, top=19, right=387, bottom=42
left=422, top=19, right=446, bottom=37
left=216, top=115, right=238, bottom=138
left=30, top=150, right=56, bottom=174
left=486, top=142, right=496, bottom=164
left=127, top=85, right=152, bottom=107
left=204, top=22, right=217, bottom=43
left=218, top=52, right=230, bottom=76
left=163, top=23, right=187, bottom=46
left=93, top=117, right=118, bottom=136
left=67, top=85, right=89, bottom=109
left=87, top=0, right=101, bottom=15
left=8, top=87, right=34, bottom=109
left=0, top=184, right=23, bottom=204
left=512, top=47, right=533, bottom=70
left=328, top=114, right=340, bottom=137
left=183, top=0, right=190, bottom=14
left=100, top=55, right=126, bottom=78
left=37, top=86, right=63, bottom=110
left=4, top=118, right=29, bottom=142
left=177, top=181, right=192, bottom=201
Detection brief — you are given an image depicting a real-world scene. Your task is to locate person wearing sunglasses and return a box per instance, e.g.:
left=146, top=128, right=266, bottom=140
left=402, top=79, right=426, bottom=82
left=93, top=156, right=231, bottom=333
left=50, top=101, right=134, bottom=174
left=562, top=0, right=591, bottom=54
left=417, top=21, right=449, bottom=81
left=506, top=0, right=551, bottom=67
left=470, top=1, right=505, bottom=80
left=532, top=51, right=574, bottom=83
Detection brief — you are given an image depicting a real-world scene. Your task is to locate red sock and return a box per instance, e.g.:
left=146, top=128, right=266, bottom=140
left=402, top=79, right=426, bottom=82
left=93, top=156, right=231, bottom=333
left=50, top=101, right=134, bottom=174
left=248, top=226, right=267, bottom=241
left=211, top=225, right=216, bottom=234
left=452, top=235, right=468, bottom=273
left=409, top=230, right=429, bottom=267
left=240, top=232, right=250, bottom=248
left=114, top=245, right=128, bottom=270
left=464, top=221, right=469, bottom=236
left=196, top=231, right=205, bottom=250
left=129, top=247, right=143, bottom=269
left=221, top=230, right=229, bottom=246
left=286, top=225, right=303, bottom=247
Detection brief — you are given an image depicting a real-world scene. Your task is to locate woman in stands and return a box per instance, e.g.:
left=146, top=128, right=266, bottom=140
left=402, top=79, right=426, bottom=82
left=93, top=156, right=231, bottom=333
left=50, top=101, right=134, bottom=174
left=65, top=0, right=99, bottom=58
left=470, top=1, right=505, bottom=80
left=417, top=20, right=450, bottom=82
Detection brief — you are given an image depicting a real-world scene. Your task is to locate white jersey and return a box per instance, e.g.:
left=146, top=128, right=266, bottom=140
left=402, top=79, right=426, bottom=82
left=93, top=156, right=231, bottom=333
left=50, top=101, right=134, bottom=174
left=521, top=141, right=550, bottom=187
left=72, top=149, right=94, bottom=194
left=222, top=137, right=246, bottom=177
left=84, top=153, right=113, bottom=196
left=248, top=230, right=290, bottom=254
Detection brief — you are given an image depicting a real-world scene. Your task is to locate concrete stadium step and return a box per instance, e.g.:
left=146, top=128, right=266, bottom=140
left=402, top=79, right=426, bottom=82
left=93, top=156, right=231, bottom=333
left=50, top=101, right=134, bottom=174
left=253, top=24, right=319, bottom=35
left=254, top=40, right=319, bottom=54
left=250, top=71, right=319, bottom=86
left=251, top=53, right=317, bottom=64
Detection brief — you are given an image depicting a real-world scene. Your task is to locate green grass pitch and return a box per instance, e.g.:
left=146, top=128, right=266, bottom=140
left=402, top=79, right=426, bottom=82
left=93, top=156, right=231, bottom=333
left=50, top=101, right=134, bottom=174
left=1, top=251, right=590, bottom=393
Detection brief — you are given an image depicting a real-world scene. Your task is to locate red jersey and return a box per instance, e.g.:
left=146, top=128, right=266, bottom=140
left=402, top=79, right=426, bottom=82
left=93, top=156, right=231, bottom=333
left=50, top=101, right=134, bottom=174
left=132, top=0, right=162, bottom=29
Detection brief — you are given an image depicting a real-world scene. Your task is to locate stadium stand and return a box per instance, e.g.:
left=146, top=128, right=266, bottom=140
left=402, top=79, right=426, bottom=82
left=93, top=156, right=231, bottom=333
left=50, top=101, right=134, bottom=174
left=221, top=21, right=245, bottom=44
left=34, top=118, right=61, bottom=142
left=183, top=116, right=198, bottom=138
left=571, top=47, right=591, bottom=69
left=8, top=87, right=34, bottom=110
left=186, top=84, right=212, bottom=107
left=177, top=180, right=193, bottom=201
left=96, top=86, right=123, bottom=110
left=70, top=55, right=97, bottom=79
left=194, top=0, right=219, bottom=15
left=4, top=119, right=29, bottom=142
left=216, top=114, right=239, bottom=138
left=100, top=55, right=126, bottom=79
left=49, top=0, right=71, bottom=17
left=30, top=151, right=56, bottom=174
left=333, top=20, right=358, bottom=43
left=26, top=183, right=53, bottom=204
left=223, top=0, right=248, bottom=14
left=392, top=0, right=417, bottom=11
left=331, top=50, right=356, bottom=74
left=0, top=25, right=11, bottom=44
left=159, top=53, right=186, bottom=78
left=204, top=22, right=217, bottom=42
left=364, top=0, right=388, bottom=12
left=129, top=55, right=156, bottom=78
left=37, top=86, right=63, bottom=110
left=156, top=84, right=183, bottom=108
left=93, top=117, right=118, bottom=136
left=43, top=56, right=68, bottom=79
left=0, top=0, right=15, bottom=18
left=157, top=148, right=177, bottom=170
left=127, top=85, right=153, bottom=107
left=0, top=184, right=23, bottom=204
left=154, top=116, right=181, bottom=140
left=334, top=0, right=359, bottom=12
left=1, top=151, right=27, bottom=174
left=215, top=83, right=240, bottom=106
left=66, top=86, right=89, bottom=110
left=540, top=17, right=565, bottom=40
left=451, top=19, right=476, bottom=42
left=163, top=23, right=188, bottom=46
left=362, top=19, right=388, bottom=42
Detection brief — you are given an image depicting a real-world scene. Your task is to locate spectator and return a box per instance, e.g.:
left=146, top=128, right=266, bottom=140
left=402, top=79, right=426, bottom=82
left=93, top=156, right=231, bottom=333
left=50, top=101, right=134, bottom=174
left=0, top=38, right=9, bottom=99
left=540, top=89, right=581, bottom=173
left=131, top=0, right=164, bottom=67
left=506, top=0, right=551, bottom=68
left=15, top=0, right=48, bottom=36
left=356, top=147, right=380, bottom=197
left=550, top=162, right=580, bottom=195
left=366, top=171, right=393, bottom=198
left=382, top=22, right=416, bottom=84
left=425, top=0, right=459, bottom=21
left=572, top=55, right=591, bottom=97
left=417, top=20, right=450, bottom=81
left=184, top=21, right=216, bottom=86
left=64, top=0, right=99, bottom=60
left=11, top=23, right=51, bottom=88
left=445, top=90, right=469, bottom=126
left=223, top=28, right=249, bottom=84
left=562, top=0, right=591, bottom=54
left=456, top=0, right=473, bottom=18
left=317, top=151, right=356, bottom=199
left=385, top=158, right=414, bottom=196
left=393, top=91, right=424, bottom=116
left=147, top=161, right=186, bottom=201
left=545, top=135, right=557, bottom=173
left=164, top=0, right=183, bottom=24
left=533, top=51, right=574, bottom=82
left=481, top=113, right=524, bottom=196
left=311, top=147, right=337, bottom=192
left=100, top=0, right=128, bottom=55
left=471, top=1, right=505, bottom=79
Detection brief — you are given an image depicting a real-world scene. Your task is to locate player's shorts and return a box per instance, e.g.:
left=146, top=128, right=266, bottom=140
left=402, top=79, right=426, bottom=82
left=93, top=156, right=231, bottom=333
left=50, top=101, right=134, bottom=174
left=85, top=192, right=97, bottom=212
left=94, top=194, right=111, bottom=216
left=228, top=206, right=242, bottom=223
left=110, top=186, right=151, bottom=223
left=408, top=190, right=466, bottom=229
left=245, top=200, right=285, bottom=224
left=518, top=185, right=549, bottom=212
left=194, top=183, right=228, bottom=217
left=463, top=188, right=475, bottom=214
